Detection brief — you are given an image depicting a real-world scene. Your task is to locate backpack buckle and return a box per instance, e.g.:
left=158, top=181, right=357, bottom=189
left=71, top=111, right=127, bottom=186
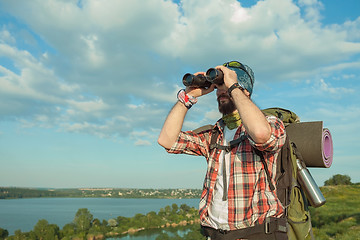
left=265, top=217, right=271, bottom=234
left=218, top=229, right=229, bottom=234
left=224, top=146, right=231, bottom=153
left=264, top=217, right=288, bottom=234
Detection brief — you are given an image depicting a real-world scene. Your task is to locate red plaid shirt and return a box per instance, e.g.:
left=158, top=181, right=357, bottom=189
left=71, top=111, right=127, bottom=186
left=167, top=115, right=286, bottom=230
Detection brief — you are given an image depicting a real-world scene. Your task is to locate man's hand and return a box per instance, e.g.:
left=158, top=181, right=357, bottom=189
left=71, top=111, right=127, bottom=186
left=215, top=66, right=238, bottom=89
left=185, top=72, right=216, bottom=97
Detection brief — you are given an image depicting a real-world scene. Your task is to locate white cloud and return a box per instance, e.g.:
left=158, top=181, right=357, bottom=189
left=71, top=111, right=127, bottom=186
left=230, top=2, right=251, bottom=23
left=204, top=109, right=222, bottom=122
left=332, top=16, right=360, bottom=42
left=0, top=28, right=15, bottom=44
left=0, top=0, right=359, bottom=145
left=134, top=139, right=152, bottom=146
left=164, top=0, right=360, bottom=80
left=80, top=34, right=105, bottom=67
left=67, top=98, right=109, bottom=113
left=298, top=0, right=324, bottom=23
left=315, top=78, right=355, bottom=95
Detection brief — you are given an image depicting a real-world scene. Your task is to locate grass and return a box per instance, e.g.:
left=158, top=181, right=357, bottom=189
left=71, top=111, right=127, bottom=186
left=310, top=184, right=360, bottom=239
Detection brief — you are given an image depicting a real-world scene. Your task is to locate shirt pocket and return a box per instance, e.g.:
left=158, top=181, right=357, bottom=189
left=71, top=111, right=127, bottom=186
left=234, top=143, right=262, bottom=174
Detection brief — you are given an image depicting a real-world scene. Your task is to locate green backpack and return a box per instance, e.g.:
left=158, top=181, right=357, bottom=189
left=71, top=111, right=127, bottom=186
left=197, top=107, right=315, bottom=239
left=262, top=108, right=314, bottom=240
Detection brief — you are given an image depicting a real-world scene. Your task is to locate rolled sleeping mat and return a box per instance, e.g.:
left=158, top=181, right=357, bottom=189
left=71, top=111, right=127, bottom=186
left=285, top=121, right=333, bottom=168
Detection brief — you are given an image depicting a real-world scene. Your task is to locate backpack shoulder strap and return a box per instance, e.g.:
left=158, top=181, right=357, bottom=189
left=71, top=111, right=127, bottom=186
left=258, top=108, right=299, bottom=193
left=254, top=148, right=276, bottom=191
left=192, top=124, right=213, bottom=134
left=192, top=122, right=223, bottom=150
left=207, top=120, right=249, bottom=152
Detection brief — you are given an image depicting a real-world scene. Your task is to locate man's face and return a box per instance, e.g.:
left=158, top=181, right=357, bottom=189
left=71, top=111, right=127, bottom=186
left=216, top=84, right=236, bottom=115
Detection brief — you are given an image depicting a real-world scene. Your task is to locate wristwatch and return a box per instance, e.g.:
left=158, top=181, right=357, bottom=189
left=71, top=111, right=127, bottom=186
left=228, top=82, right=244, bottom=95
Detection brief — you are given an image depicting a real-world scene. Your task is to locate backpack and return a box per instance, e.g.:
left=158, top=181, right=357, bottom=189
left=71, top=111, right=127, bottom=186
left=262, top=108, right=314, bottom=240
left=197, top=107, right=316, bottom=240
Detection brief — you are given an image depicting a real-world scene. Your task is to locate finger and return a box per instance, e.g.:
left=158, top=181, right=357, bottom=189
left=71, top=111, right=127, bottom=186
left=215, top=65, right=226, bottom=71
left=185, top=86, right=196, bottom=93
left=216, top=65, right=234, bottom=74
left=194, top=71, right=206, bottom=76
left=202, top=84, right=215, bottom=95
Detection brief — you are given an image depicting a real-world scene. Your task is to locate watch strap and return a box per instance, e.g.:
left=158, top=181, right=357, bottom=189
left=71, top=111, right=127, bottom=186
left=228, top=82, right=244, bottom=95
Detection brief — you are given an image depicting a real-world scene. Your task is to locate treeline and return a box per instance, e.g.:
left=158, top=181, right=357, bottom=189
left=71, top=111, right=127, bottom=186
left=0, top=203, right=201, bottom=240
left=1, top=174, right=356, bottom=200
left=0, top=188, right=202, bottom=199
left=0, top=188, right=68, bottom=199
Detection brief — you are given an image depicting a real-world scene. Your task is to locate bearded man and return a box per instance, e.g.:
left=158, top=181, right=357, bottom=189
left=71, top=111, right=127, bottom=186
left=158, top=61, right=287, bottom=240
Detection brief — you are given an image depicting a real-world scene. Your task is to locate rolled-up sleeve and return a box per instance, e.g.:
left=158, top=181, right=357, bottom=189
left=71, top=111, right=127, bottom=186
left=249, top=115, right=286, bottom=152
left=166, top=130, right=211, bottom=158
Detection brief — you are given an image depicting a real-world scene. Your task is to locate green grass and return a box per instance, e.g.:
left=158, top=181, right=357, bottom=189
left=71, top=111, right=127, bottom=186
left=310, top=184, right=360, bottom=240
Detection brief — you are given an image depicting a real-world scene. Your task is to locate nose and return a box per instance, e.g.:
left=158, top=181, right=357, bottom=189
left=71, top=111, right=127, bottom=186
left=216, top=84, right=227, bottom=97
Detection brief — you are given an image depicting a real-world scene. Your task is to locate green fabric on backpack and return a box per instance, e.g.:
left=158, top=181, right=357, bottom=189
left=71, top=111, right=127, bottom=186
left=261, top=107, right=300, bottom=125
left=287, top=142, right=314, bottom=240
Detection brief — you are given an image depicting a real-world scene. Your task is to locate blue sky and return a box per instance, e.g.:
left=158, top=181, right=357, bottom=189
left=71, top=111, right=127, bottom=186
left=0, top=0, right=359, bottom=189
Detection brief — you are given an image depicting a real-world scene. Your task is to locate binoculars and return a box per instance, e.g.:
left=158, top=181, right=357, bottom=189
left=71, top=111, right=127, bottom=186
left=182, top=68, right=224, bottom=88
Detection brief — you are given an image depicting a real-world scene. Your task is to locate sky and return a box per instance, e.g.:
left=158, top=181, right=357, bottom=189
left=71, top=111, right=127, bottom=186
left=0, top=0, right=359, bottom=189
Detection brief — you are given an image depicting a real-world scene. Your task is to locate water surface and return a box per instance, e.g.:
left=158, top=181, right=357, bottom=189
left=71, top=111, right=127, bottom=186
left=0, top=197, right=199, bottom=236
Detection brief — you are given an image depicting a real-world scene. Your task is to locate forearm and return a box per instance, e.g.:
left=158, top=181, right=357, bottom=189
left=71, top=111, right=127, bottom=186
left=230, top=88, right=271, bottom=144
left=158, top=82, right=215, bottom=149
left=158, top=101, right=188, bottom=149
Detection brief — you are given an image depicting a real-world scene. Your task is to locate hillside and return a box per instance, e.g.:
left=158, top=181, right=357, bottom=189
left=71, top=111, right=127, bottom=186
left=0, top=187, right=202, bottom=199
left=310, top=184, right=360, bottom=239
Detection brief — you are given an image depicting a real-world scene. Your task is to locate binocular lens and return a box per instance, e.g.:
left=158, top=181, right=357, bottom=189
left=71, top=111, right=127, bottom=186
left=206, top=68, right=224, bottom=85
left=183, top=73, right=194, bottom=86
left=206, top=68, right=217, bottom=81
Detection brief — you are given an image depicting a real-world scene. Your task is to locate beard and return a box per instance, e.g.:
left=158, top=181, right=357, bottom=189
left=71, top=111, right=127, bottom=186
left=217, top=94, right=236, bottom=115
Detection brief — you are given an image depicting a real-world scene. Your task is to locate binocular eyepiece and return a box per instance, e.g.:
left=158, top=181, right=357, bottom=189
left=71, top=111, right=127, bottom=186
left=182, top=68, right=224, bottom=88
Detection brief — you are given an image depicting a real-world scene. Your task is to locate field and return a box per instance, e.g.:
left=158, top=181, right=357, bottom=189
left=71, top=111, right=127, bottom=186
left=310, top=184, right=360, bottom=239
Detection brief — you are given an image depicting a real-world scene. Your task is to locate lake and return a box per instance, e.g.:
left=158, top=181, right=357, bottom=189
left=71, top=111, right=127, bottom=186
left=0, top=198, right=199, bottom=238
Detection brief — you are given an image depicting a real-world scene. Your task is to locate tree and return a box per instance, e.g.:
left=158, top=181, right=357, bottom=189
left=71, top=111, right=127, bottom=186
left=10, top=229, right=27, bottom=240
left=146, top=211, right=162, bottom=228
left=158, top=207, right=166, bottom=218
left=92, top=218, right=101, bottom=227
left=164, top=205, right=171, bottom=216
left=117, top=216, right=130, bottom=232
left=324, top=174, right=352, bottom=186
left=131, top=213, right=146, bottom=228
left=107, top=218, right=118, bottom=227
left=0, top=228, right=8, bottom=239
left=73, top=208, right=93, bottom=233
left=61, top=223, right=76, bottom=238
left=33, top=219, right=60, bottom=240
left=180, top=204, right=191, bottom=213
left=171, top=203, right=179, bottom=214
